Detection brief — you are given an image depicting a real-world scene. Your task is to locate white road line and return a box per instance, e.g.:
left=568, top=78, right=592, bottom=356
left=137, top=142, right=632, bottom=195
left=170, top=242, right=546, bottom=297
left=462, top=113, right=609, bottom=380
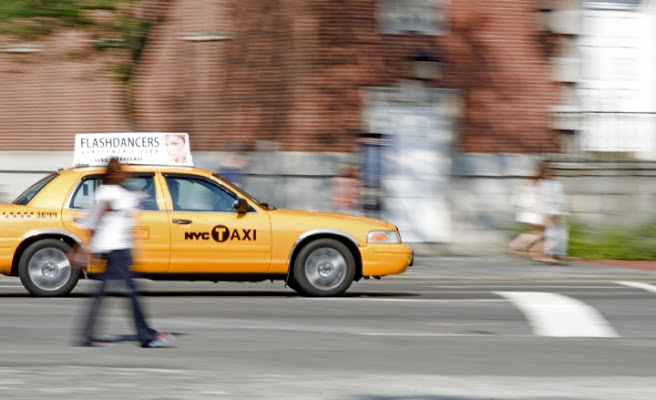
left=615, top=281, right=656, bottom=294
left=354, top=332, right=500, bottom=337
left=303, top=298, right=507, bottom=303
left=494, top=291, right=619, bottom=338
left=425, top=285, right=620, bottom=289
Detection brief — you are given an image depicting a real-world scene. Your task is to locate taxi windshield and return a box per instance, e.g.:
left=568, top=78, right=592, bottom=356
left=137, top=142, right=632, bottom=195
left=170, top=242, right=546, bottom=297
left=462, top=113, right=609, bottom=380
left=13, top=173, right=59, bottom=205
left=213, top=173, right=276, bottom=210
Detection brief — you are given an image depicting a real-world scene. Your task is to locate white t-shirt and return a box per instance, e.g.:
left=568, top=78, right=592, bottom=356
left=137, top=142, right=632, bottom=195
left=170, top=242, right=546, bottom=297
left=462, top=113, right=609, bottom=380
left=512, top=178, right=568, bottom=226
left=82, top=184, right=141, bottom=254
left=512, top=180, right=545, bottom=225
left=540, top=179, right=568, bottom=216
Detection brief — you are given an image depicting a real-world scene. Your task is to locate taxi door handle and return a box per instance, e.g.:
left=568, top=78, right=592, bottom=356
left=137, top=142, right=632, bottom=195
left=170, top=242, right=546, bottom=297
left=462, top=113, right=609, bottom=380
left=172, top=219, right=192, bottom=225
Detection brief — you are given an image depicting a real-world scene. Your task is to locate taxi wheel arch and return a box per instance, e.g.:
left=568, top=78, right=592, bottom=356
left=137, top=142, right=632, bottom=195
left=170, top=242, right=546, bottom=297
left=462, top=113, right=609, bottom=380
left=291, top=238, right=358, bottom=297
left=18, top=238, right=80, bottom=297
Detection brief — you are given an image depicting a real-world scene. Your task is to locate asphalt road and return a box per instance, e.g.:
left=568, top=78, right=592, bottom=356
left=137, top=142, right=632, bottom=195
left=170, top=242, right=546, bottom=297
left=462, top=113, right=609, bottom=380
left=0, top=256, right=654, bottom=400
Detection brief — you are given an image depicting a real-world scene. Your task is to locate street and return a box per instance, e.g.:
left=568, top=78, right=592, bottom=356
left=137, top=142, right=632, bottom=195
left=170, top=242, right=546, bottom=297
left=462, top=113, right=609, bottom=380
left=0, top=256, right=654, bottom=399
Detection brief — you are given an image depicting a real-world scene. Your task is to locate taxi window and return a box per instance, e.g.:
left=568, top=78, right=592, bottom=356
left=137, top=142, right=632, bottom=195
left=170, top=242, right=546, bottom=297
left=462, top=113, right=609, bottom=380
left=165, top=175, right=236, bottom=212
left=70, top=177, right=101, bottom=209
left=123, top=175, right=158, bottom=211
left=13, top=173, right=59, bottom=205
left=69, top=174, right=158, bottom=211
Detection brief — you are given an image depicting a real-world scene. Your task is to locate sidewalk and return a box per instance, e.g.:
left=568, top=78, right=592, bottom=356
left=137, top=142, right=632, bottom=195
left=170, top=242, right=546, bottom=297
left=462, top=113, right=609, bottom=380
left=576, top=259, right=656, bottom=271
left=402, top=255, right=656, bottom=280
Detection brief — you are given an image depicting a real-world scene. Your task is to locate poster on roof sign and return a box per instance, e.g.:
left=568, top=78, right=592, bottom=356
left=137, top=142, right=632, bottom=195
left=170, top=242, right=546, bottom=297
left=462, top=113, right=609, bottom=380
left=73, top=132, right=193, bottom=167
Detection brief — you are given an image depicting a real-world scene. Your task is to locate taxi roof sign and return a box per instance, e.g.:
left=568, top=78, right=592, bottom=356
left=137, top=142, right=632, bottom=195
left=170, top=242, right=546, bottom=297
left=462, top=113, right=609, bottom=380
left=73, top=132, right=193, bottom=167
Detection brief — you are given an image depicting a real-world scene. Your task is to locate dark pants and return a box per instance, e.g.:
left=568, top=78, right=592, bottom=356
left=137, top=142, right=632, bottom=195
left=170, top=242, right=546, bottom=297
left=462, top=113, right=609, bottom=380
left=81, top=249, right=156, bottom=346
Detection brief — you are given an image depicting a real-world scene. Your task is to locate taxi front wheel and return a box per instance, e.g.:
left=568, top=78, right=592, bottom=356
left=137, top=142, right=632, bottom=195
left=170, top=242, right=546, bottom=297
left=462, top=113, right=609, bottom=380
left=19, top=239, right=80, bottom=297
left=293, top=238, right=355, bottom=297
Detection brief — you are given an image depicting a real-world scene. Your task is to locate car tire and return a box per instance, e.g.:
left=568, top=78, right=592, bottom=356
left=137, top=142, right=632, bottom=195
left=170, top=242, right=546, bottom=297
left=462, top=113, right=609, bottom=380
left=285, top=275, right=306, bottom=295
left=293, top=238, right=355, bottom=297
left=18, top=239, right=80, bottom=297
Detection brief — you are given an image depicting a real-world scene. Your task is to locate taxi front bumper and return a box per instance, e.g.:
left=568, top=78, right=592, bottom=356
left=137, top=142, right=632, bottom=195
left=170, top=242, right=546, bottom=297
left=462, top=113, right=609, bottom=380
left=359, top=243, right=413, bottom=277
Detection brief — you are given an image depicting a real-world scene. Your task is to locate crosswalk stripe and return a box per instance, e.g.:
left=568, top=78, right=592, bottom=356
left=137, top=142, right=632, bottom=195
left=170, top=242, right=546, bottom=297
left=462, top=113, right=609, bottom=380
left=615, top=281, right=656, bottom=294
left=494, top=291, right=619, bottom=338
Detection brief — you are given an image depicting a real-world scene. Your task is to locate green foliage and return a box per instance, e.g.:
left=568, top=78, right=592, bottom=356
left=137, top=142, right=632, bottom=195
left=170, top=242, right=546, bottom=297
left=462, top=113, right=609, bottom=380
left=99, top=17, right=151, bottom=59
left=0, top=1, right=150, bottom=84
left=113, top=64, right=132, bottom=83
left=511, top=220, right=656, bottom=260
left=0, top=0, right=121, bottom=38
left=568, top=221, right=656, bottom=260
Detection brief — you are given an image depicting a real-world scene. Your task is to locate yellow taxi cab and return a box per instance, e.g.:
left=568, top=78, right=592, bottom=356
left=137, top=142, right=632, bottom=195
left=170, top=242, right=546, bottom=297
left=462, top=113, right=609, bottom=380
left=0, top=133, right=412, bottom=297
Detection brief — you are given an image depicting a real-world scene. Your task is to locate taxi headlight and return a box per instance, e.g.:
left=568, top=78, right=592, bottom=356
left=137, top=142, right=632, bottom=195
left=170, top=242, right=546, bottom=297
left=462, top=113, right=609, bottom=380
left=367, top=230, right=400, bottom=243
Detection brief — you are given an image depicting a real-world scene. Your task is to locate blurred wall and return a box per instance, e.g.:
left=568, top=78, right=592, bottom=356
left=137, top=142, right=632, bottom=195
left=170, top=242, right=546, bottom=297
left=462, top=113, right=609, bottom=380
left=448, top=155, right=656, bottom=255
left=2, top=151, right=655, bottom=255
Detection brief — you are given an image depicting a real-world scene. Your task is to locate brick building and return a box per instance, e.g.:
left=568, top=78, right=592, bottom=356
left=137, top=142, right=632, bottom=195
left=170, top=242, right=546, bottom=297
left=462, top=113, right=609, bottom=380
left=0, top=0, right=562, bottom=153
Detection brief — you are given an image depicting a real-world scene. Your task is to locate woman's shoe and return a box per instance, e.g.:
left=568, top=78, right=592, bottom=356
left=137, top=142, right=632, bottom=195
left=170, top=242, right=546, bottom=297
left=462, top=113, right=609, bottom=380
left=79, top=339, right=115, bottom=347
left=533, top=256, right=563, bottom=265
left=142, top=332, right=176, bottom=348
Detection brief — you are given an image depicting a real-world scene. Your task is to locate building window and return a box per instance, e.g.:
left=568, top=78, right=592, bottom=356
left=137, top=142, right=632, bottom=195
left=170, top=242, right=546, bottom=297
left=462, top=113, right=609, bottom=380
left=377, top=0, right=448, bottom=35
left=582, top=0, right=643, bottom=9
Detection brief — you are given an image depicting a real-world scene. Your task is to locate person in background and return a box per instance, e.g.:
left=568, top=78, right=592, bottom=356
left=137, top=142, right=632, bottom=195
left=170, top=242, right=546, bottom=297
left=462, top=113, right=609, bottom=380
left=540, top=163, right=569, bottom=264
left=331, top=163, right=364, bottom=215
left=219, top=150, right=249, bottom=187
left=509, top=161, right=568, bottom=264
left=165, top=134, right=187, bottom=164
left=77, top=158, right=176, bottom=347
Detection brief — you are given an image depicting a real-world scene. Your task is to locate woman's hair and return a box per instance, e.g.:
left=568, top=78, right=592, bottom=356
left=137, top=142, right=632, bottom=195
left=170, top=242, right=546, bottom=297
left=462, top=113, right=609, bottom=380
left=166, top=134, right=186, bottom=143
left=102, top=157, right=123, bottom=185
left=537, top=160, right=550, bottom=179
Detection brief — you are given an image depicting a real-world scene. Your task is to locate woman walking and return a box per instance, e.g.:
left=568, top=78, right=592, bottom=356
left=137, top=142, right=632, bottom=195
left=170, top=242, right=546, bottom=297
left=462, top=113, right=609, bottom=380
left=78, top=158, right=175, bottom=348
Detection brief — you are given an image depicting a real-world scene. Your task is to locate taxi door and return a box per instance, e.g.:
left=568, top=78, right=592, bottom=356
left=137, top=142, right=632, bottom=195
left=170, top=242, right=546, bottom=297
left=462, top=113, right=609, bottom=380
left=162, top=174, right=272, bottom=273
left=61, top=173, right=171, bottom=273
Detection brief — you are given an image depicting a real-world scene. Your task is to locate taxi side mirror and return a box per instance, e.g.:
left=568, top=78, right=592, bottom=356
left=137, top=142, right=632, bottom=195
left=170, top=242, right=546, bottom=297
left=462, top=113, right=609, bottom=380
left=233, top=198, right=250, bottom=213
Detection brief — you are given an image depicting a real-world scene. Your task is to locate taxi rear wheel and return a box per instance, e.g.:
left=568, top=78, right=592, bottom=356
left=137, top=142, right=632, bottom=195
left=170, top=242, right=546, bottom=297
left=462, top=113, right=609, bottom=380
left=18, top=239, right=80, bottom=297
left=293, top=238, right=355, bottom=297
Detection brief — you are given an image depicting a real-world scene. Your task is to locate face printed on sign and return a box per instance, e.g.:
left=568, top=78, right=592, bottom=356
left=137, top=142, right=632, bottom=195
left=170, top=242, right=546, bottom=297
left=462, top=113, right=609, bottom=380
left=165, top=134, right=187, bottom=164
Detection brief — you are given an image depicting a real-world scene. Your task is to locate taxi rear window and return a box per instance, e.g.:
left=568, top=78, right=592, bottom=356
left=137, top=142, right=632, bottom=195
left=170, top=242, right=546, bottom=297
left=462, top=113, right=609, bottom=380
left=69, top=174, right=158, bottom=211
left=12, top=173, right=59, bottom=205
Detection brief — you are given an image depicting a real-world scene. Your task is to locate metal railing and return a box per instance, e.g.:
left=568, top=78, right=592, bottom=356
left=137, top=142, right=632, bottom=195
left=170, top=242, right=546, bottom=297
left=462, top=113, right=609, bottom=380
left=553, top=111, right=656, bottom=162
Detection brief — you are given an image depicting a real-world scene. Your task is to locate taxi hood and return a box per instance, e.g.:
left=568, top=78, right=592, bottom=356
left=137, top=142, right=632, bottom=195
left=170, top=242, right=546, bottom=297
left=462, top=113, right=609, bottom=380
left=269, top=208, right=395, bottom=229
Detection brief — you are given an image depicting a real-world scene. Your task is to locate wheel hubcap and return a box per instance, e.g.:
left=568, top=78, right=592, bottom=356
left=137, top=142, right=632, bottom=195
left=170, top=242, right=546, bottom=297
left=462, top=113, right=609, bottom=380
left=304, top=248, right=346, bottom=291
left=28, top=248, right=71, bottom=291
left=318, top=262, right=334, bottom=277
